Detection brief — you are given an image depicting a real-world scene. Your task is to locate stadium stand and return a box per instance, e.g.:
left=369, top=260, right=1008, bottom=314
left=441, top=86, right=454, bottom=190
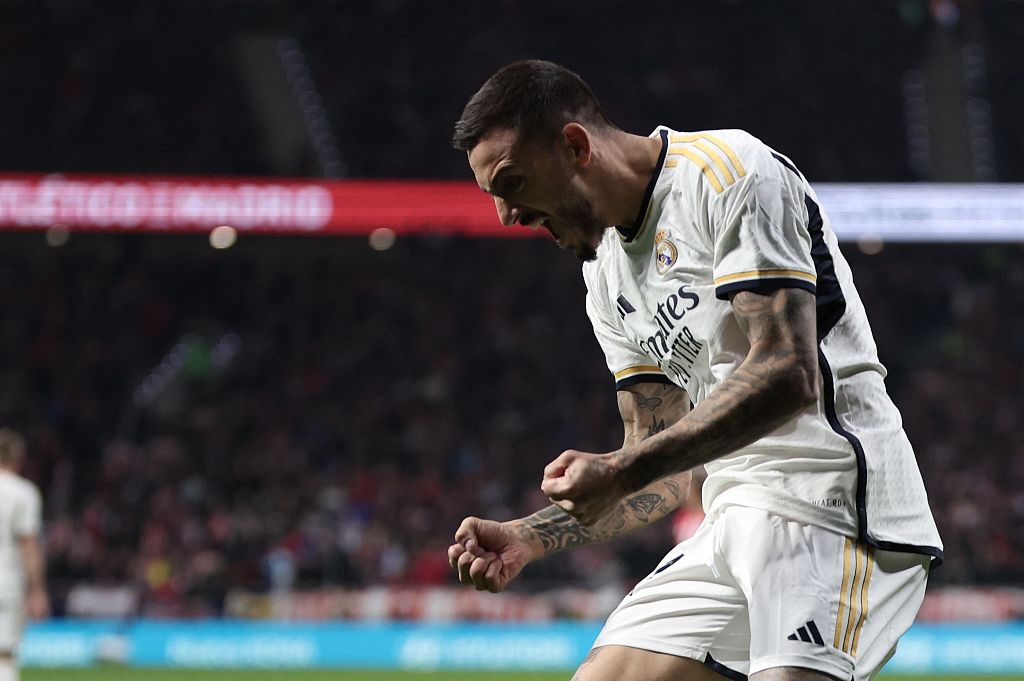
left=0, top=0, right=1022, bottom=622
left=0, top=233, right=1020, bottom=617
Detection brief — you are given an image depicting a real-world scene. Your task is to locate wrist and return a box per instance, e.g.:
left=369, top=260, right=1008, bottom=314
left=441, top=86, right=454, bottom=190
left=609, top=446, right=643, bottom=494
left=612, top=438, right=671, bottom=494
left=501, top=519, right=545, bottom=562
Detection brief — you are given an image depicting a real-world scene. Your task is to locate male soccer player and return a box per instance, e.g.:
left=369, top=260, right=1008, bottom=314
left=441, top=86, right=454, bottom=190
left=0, top=429, right=47, bottom=681
left=447, top=60, right=942, bottom=681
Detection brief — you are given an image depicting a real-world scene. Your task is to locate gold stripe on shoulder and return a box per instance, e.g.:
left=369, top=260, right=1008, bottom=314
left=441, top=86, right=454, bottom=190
left=614, top=365, right=664, bottom=380
left=672, top=147, right=724, bottom=194
left=692, top=140, right=736, bottom=185
left=670, top=132, right=747, bottom=179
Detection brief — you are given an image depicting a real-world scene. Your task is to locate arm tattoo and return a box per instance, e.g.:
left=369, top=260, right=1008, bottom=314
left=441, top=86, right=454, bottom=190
left=620, top=383, right=689, bottom=448
left=511, top=483, right=681, bottom=558
left=628, top=390, right=663, bottom=411
left=508, top=383, right=693, bottom=560
left=513, top=505, right=594, bottom=554
left=663, top=476, right=684, bottom=501
left=647, top=416, right=667, bottom=439
left=626, top=493, right=664, bottom=517
left=615, top=288, right=819, bottom=493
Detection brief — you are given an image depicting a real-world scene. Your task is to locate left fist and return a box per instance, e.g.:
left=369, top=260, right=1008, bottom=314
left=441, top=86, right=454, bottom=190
left=540, top=449, right=625, bottom=525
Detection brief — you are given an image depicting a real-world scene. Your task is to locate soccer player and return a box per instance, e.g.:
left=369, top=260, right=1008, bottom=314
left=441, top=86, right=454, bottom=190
left=0, top=429, right=48, bottom=681
left=447, top=61, right=942, bottom=681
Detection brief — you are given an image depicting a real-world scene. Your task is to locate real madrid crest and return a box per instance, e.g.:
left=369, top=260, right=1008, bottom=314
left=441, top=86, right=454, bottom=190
left=654, top=229, right=678, bottom=275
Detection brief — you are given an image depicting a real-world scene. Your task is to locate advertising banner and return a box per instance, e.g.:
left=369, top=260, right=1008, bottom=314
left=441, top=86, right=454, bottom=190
left=1, top=173, right=1022, bottom=241
left=20, top=620, right=1024, bottom=673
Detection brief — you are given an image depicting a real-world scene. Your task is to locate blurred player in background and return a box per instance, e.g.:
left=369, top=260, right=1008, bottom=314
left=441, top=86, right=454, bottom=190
left=0, top=429, right=47, bottom=681
left=448, top=61, right=942, bottom=681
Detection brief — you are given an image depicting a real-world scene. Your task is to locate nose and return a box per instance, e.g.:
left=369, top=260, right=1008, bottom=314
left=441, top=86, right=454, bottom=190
left=494, top=196, right=520, bottom=227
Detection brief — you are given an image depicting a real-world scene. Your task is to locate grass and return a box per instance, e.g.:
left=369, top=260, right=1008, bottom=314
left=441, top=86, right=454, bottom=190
left=20, top=670, right=1023, bottom=681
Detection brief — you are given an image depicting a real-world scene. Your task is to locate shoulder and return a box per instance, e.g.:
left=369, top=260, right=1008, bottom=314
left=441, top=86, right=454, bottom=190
left=0, top=473, right=38, bottom=506
left=12, top=475, right=41, bottom=504
left=662, top=128, right=791, bottom=199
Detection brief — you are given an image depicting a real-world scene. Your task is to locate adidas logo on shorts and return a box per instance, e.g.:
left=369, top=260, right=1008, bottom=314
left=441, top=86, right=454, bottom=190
left=787, top=620, right=825, bottom=645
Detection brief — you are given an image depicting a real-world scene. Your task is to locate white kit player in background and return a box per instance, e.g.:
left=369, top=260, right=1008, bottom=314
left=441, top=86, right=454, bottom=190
left=448, top=60, right=941, bottom=681
left=0, top=429, right=48, bottom=681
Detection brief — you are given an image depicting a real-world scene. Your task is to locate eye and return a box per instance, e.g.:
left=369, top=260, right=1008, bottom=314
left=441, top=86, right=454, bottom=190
left=503, top=176, right=524, bottom=195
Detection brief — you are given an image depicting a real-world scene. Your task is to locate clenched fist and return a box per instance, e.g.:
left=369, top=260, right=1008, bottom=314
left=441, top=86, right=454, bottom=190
left=447, top=516, right=535, bottom=593
left=540, top=449, right=626, bottom=525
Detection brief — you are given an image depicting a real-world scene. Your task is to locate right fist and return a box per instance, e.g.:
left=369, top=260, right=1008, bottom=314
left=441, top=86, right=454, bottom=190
left=447, top=516, right=534, bottom=593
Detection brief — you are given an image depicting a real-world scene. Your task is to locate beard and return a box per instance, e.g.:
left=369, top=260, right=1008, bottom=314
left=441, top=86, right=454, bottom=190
left=560, top=192, right=608, bottom=262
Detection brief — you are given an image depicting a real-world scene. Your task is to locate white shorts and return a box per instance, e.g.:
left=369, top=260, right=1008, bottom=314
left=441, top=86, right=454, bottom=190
left=594, top=506, right=929, bottom=680
left=0, top=597, right=23, bottom=653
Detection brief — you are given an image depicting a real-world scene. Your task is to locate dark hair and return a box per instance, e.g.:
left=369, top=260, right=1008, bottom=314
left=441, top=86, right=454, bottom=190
left=453, top=60, right=613, bottom=152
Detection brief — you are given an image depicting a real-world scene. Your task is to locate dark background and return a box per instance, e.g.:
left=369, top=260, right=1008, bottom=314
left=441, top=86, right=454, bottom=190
left=0, top=0, right=1022, bottom=617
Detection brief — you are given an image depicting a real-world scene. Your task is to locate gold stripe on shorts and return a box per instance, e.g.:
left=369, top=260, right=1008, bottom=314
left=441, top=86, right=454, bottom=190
left=834, top=537, right=854, bottom=649
left=851, top=546, right=875, bottom=656
left=835, top=538, right=874, bottom=655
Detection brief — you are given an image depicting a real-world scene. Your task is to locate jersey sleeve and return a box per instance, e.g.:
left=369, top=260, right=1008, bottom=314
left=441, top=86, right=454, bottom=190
left=13, top=483, right=42, bottom=537
left=584, top=287, right=672, bottom=390
left=707, top=146, right=817, bottom=301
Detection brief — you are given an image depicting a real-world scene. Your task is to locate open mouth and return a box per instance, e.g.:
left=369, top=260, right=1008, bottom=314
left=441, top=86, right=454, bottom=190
left=540, top=219, right=562, bottom=244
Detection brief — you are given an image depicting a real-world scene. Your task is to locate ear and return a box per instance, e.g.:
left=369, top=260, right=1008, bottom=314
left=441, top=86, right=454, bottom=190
left=561, top=123, right=593, bottom=167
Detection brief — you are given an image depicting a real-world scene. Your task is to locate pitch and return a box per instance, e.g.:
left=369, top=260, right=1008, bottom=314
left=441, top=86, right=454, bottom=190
left=21, top=670, right=1018, bottom=681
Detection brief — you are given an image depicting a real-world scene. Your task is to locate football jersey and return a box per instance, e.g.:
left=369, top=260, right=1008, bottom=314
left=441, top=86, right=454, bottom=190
left=0, top=470, right=42, bottom=597
left=583, top=127, right=942, bottom=560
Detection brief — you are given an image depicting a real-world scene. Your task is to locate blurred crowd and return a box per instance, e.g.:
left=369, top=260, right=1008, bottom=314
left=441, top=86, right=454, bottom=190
left=0, top=233, right=1020, bottom=617
left=1, top=0, right=1022, bottom=180
left=0, top=0, right=1021, bottom=621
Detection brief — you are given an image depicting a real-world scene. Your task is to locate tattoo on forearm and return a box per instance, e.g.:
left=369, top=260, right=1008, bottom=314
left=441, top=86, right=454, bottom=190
left=663, top=476, right=683, bottom=501
left=605, top=504, right=627, bottom=532
left=513, top=480, right=684, bottom=557
left=626, top=493, right=663, bottom=516
left=513, top=505, right=594, bottom=553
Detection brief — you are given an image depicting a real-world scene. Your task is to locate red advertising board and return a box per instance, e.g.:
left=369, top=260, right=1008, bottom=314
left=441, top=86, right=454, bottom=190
left=0, top=173, right=531, bottom=237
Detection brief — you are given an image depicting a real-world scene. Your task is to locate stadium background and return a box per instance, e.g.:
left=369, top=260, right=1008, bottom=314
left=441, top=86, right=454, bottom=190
left=2, top=0, right=1024, bottom=679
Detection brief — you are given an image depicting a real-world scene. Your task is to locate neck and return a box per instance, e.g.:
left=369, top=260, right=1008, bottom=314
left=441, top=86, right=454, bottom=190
left=594, top=129, right=663, bottom=229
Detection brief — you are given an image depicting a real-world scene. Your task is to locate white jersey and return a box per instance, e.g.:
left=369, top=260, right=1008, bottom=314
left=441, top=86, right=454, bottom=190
left=583, top=127, right=942, bottom=560
left=0, top=471, right=42, bottom=598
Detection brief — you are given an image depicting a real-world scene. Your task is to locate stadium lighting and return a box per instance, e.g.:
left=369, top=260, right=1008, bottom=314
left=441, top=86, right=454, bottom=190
left=210, top=225, right=237, bottom=249
left=45, top=223, right=70, bottom=247
left=369, top=227, right=396, bottom=251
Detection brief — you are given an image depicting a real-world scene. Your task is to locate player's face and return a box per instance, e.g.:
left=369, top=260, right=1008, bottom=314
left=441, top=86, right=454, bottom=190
left=469, top=128, right=608, bottom=262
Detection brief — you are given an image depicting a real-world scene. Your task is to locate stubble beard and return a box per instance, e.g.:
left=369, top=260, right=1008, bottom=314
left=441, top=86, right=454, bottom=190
left=561, top=194, right=607, bottom=262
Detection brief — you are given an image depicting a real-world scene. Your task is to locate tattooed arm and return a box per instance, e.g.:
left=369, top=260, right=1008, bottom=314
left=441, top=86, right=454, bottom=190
left=449, top=382, right=692, bottom=590
left=618, top=381, right=690, bottom=448
left=541, top=287, right=819, bottom=523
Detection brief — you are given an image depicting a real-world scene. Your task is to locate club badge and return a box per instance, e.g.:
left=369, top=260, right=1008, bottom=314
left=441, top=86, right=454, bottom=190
left=655, top=229, right=678, bottom=275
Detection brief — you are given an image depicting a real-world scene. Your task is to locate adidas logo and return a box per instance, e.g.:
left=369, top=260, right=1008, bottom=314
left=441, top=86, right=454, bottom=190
left=616, top=294, right=636, bottom=319
left=787, top=620, right=825, bottom=645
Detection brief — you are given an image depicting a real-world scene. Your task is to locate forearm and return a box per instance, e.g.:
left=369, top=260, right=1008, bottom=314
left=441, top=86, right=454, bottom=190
left=615, top=350, right=816, bottom=493
left=506, top=472, right=689, bottom=558
left=609, top=288, right=819, bottom=493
